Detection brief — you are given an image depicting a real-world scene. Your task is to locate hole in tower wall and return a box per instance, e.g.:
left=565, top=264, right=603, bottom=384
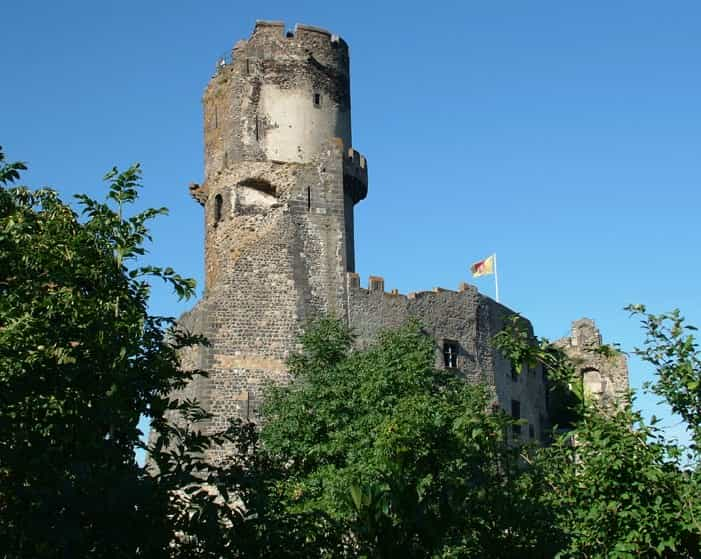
left=313, top=93, right=321, bottom=107
left=307, top=186, right=311, bottom=211
left=239, top=178, right=276, bottom=197
left=236, top=179, right=278, bottom=215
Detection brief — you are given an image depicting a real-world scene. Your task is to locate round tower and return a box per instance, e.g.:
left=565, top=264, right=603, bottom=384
left=180, top=22, right=368, bottom=436
left=203, top=21, right=352, bottom=178
left=195, top=21, right=367, bottom=293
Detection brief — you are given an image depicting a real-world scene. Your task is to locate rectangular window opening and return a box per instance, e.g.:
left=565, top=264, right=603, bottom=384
left=443, top=341, right=459, bottom=369
left=539, top=414, right=546, bottom=443
left=307, top=186, right=311, bottom=211
left=313, top=93, right=321, bottom=107
left=511, top=399, right=521, bottom=436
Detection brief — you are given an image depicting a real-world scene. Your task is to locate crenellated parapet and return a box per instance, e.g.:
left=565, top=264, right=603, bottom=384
left=213, top=20, right=350, bottom=93
left=346, top=272, right=480, bottom=302
left=233, top=21, right=349, bottom=72
left=343, top=148, right=368, bottom=203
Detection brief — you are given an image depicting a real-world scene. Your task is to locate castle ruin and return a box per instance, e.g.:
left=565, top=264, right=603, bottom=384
left=176, top=21, right=628, bottom=460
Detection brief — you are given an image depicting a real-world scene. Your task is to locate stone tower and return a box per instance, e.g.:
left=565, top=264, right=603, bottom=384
left=179, top=21, right=367, bottom=449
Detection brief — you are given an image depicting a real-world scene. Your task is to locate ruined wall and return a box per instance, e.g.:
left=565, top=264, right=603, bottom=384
left=347, top=275, right=549, bottom=442
left=555, top=318, right=630, bottom=411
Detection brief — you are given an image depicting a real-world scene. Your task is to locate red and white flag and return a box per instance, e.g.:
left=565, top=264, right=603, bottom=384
left=470, top=254, right=495, bottom=278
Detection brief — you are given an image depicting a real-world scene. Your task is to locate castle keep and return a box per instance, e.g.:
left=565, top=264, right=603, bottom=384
left=177, top=21, right=628, bottom=459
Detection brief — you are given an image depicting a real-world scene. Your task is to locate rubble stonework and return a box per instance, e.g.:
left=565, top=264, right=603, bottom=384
left=554, top=318, right=630, bottom=410
left=173, top=21, right=629, bottom=461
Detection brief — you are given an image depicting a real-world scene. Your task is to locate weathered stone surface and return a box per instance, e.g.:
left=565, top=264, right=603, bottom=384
left=554, top=318, right=630, bottom=411
left=347, top=278, right=549, bottom=441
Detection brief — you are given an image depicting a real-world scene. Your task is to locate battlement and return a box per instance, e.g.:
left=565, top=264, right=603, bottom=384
left=214, top=21, right=350, bottom=77
left=343, top=147, right=368, bottom=203
left=347, top=273, right=479, bottom=301
left=225, top=20, right=349, bottom=68
left=253, top=20, right=286, bottom=33
left=250, top=20, right=347, bottom=46
left=346, top=148, right=367, bottom=170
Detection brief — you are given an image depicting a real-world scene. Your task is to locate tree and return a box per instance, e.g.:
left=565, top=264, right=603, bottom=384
left=492, top=314, right=583, bottom=430
left=494, top=310, right=701, bottom=557
left=259, top=318, right=557, bottom=558
left=536, top=403, right=699, bottom=558
left=0, top=147, right=241, bottom=558
left=4, top=145, right=700, bottom=558
left=627, top=305, right=701, bottom=455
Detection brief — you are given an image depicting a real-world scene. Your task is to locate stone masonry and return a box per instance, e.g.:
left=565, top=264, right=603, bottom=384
left=554, top=318, right=629, bottom=411
left=174, top=21, right=629, bottom=461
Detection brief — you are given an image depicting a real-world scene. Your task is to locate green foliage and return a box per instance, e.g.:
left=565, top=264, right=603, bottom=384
left=0, top=146, right=27, bottom=184
left=0, top=147, right=239, bottom=558
left=260, top=318, right=556, bottom=558
left=493, top=314, right=582, bottom=427
left=4, top=146, right=701, bottom=558
left=540, top=404, right=700, bottom=558
left=492, top=314, right=576, bottom=389
left=627, top=305, right=701, bottom=454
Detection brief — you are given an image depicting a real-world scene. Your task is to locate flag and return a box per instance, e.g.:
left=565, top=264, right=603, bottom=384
left=470, top=254, right=495, bottom=277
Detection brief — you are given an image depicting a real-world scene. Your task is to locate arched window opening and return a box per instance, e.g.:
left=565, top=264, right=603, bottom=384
left=582, top=368, right=603, bottom=395
left=214, top=194, right=223, bottom=225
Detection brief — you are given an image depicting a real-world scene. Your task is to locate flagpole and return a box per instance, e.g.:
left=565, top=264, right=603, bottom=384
left=494, top=253, right=500, bottom=303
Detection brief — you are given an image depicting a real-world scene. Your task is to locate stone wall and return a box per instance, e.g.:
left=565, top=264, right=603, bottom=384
left=555, top=318, right=629, bottom=411
left=347, top=275, right=549, bottom=442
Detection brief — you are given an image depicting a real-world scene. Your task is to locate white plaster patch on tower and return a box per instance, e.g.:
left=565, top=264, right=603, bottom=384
left=258, top=84, right=351, bottom=163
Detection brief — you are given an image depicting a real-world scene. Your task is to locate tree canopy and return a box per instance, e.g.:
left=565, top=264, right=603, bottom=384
left=0, top=148, right=239, bottom=558
left=259, top=318, right=555, bottom=557
left=1, top=146, right=700, bottom=558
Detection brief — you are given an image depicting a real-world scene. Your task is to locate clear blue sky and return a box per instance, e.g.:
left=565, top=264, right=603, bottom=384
left=3, top=1, right=700, bottom=446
